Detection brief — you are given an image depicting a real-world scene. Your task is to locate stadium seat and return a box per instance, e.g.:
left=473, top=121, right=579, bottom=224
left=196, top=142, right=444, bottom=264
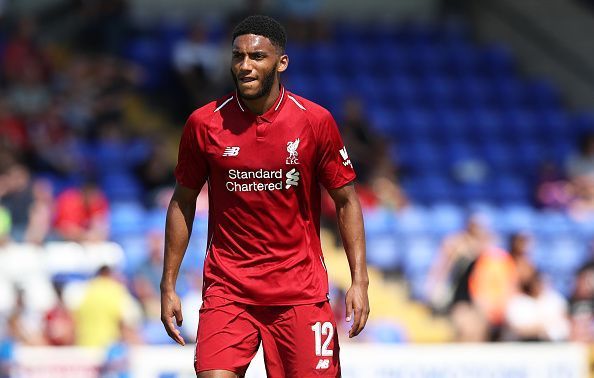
left=428, top=203, right=465, bottom=234
left=101, top=172, right=142, bottom=202
left=401, top=233, right=440, bottom=277
left=535, top=233, right=587, bottom=273
left=493, top=175, right=531, bottom=204
left=110, top=201, right=147, bottom=237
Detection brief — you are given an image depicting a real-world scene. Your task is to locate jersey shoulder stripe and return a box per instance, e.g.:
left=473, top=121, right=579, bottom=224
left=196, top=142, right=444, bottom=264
left=214, top=96, right=234, bottom=112
left=287, top=94, right=306, bottom=110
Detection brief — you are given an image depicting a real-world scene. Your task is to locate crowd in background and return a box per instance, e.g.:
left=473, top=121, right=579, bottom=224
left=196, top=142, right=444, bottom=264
left=1, top=1, right=594, bottom=376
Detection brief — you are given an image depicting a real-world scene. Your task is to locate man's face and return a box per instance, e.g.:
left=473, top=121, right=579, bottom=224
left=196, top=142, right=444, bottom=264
left=231, top=34, right=287, bottom=100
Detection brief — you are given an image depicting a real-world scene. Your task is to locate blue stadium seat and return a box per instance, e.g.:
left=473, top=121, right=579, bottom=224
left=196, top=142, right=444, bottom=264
left=531, top=210, right=573, bottom=235
left=365, top=321, right=407, bottom=343
left=526, top=79, right=560, bottom=110
left=110, top=201, right=147, bottom=238
left=366, top=232, right=401, bottom=272
left=122, top=38, right=169, bottom=89
left=401, top=233, right=439, bottom=277
left=367, top=105, right=397, bottom=137
left=395, top=206, right=432, bottom=234
left=458, top=77, right=492, bottom=108
left=481, top=142, right=514, bottom=171
left=494, top=78, right=526, bottom=108
left=493, top=175, right=531, bottom=204
left=433, top=109, right=469, bottom=141
left=479, top=44, right=515, bottom=76
left=535, top=233, right=587, bottom=274
left=427, top=203, right=465, bottom=234
left=116, top=235, right=148, bottom=274
left=538, top=109, right=572, bottom=144
left=101, top=172, right=142, bottom=202
left=497, top=204, right=536, bottom=233
left=503, top=108, right=539, bottom=141
left=467, top=107, right=504, bottom=141
left=444, top=44, right=480, bottom=75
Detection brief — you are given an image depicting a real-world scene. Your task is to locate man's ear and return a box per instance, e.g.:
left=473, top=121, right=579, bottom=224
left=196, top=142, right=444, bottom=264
left=278, top=54, right=289, bottom=73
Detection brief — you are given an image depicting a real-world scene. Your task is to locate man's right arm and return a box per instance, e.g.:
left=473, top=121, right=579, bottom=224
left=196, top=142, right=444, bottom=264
left=160, top=183, right=200, bottom=346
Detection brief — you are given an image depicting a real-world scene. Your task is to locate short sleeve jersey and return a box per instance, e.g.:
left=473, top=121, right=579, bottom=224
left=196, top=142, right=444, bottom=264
left=175, top=87, right=356, bottom=305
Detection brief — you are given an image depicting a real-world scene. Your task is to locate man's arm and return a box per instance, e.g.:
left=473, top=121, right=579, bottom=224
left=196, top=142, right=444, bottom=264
left=327, top=183, right=370, bottom=338
left=160, top=183, right=200, bottom=346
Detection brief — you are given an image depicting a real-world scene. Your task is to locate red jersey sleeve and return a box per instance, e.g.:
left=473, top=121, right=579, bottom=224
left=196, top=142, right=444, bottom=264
left=316, top=113, right=356, bottom=190
left=174, top=114, right=208, bottom=190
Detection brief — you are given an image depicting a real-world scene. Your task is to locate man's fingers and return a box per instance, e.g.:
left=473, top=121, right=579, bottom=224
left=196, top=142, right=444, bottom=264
left=169, top=320, right=186, bottom=346
left=349, top=308, right=363, bottom=338
left=174, top=308, right=184, bottom=327
left=162, top=316, right=186, bottom=346
left=354, top=308, right=370, bottom=337
left=345, top=298, right=353, bottom=322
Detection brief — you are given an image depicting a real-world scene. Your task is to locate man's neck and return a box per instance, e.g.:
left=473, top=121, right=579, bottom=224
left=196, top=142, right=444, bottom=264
left=242, top=83, right=281, bottom=115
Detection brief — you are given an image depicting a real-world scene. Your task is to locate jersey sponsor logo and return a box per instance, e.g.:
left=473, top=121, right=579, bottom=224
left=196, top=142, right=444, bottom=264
left=222, top=146, right=240, bottom=156
left=315, top=359, right=330, bottom=370
left=224, top=168, right=300, bottom=192
left=285, top=168, right=300, bottom=189
left=339, top=146, right=353, bottom=168
left=286, top=138, right=300, bottom=165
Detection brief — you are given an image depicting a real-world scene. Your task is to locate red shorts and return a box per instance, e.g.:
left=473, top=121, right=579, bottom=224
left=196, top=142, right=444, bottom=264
left=195, top=296, right=341, bottom=377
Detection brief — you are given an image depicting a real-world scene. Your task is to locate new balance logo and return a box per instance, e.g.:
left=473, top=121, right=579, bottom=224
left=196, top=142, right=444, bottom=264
left=315, top=359, right=330, bottom=370
left=339, top=147, right=352, bottom=168
left=222, top=146, right=240, bottom=156
left=285, top=168, right=300, bottom=189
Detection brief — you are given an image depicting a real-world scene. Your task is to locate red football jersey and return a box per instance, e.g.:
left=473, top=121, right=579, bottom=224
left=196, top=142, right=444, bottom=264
left=175, top=86, right=356, bottom=305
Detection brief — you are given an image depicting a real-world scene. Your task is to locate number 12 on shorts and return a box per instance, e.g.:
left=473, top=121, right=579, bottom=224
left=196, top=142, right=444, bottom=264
left=311, top=321, right=334, bottom=357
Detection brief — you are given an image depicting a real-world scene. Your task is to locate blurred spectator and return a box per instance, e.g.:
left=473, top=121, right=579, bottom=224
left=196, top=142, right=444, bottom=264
left=565, top=134, right=594, bottom=219
left=6, top=287, right=45, bottom=345
left=340, top=97, right=409, bottom=211
left=0, top=163, right=52, bottom=243
left=467, top=246, right=518, bottom=335
left=7, top=61, right=51, bottom=118
left=566, top=133, right=594, bottom=180
left=23, top=179, right=53, bottom=244
left=507, top=232, right=536, bottom=288
left=0, top=336, right=14, bottom=378
left=132, top=232, right=164, bottom=320
left=503, top=270, right=570, bottom=341
left=100, top=322, right=139, bottom=378
left=0, top=97, right=28, bottom=155
left=340, top=98, right=383, bottom=184
left=369, top=176, right=410, bottom=212
left=535, top=161, right=572, bottom=210
left=0, top=206, right=11, bottom=245
left=450, top=302, right=489, bottom=342
left=75, top=0, right=130, bottom=54
left=426, top=214, right=495, bottom=312
left=569, top=262, right=594, bottom=342
left=279, top=0, right=327, bottom=42
left=74, top=266, right=141, bottom=348
left=28, top=102, right=88, bottom=177
left=53, top=181, right=109, bottom=242
left=43, top=280, right=75, bottom=346
left=180, top=273, right=203, bottom=342
left=2, top=17, right=49, bottom=83
left=134, top=136, right=176, bottom=206
left=172, top=22, right=225, bottom=110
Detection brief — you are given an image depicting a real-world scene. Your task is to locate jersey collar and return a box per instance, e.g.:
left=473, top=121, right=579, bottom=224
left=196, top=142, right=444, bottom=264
left=235, top=85, right=287, bottom=123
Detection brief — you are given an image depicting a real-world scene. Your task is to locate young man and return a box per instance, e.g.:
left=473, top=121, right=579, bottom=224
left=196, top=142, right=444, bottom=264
left=161, top=15, right=369, bottom=378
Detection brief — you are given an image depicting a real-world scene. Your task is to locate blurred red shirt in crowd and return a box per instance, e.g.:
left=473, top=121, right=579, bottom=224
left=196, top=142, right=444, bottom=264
left=53, top=184, right=109, bottom=242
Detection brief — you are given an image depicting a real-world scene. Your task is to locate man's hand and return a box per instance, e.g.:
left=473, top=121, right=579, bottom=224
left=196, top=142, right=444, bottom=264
left=345, top=281, right=370, bottom=338
left=160, top=290, right=186, bottom=346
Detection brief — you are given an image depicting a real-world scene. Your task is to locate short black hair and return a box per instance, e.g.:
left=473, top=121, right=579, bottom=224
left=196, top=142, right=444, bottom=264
left=232, top=15, right=287, bottom=52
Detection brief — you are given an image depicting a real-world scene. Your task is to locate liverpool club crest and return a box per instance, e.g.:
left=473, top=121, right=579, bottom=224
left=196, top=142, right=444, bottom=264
left=286, top=138, right=300, bottom=165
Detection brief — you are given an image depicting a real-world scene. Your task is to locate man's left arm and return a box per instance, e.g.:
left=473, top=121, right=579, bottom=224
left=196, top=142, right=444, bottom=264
left=328, top=183, right=370, bottom=338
